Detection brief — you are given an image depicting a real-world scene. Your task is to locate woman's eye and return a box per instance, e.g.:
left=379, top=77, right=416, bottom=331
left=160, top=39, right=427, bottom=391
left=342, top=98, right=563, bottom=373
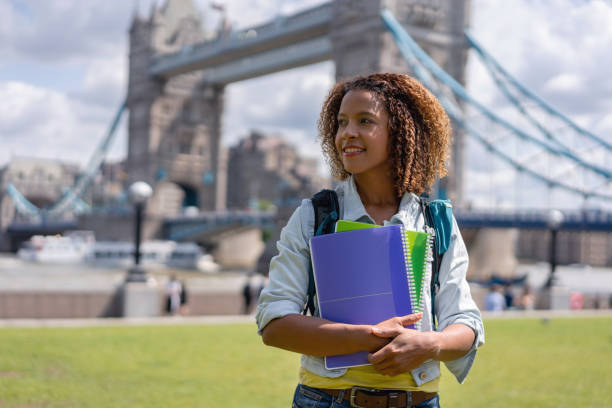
left=360, top=118, right=372, bottom=124
left=338, top=119, right=347, bottom=126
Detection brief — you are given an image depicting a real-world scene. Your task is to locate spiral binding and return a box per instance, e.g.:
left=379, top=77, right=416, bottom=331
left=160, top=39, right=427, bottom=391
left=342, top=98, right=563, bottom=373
left=425, top=231, right=434, bottom=263
left=400, top=226, right=432, bottom=331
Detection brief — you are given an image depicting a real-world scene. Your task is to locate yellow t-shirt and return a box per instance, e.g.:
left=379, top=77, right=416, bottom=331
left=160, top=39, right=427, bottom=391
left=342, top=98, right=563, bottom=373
left=299, top=365, right=439, bottom=393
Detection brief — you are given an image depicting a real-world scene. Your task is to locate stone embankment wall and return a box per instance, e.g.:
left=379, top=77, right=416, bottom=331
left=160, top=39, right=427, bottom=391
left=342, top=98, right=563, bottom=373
left=0, top=287, right=245, bottom=318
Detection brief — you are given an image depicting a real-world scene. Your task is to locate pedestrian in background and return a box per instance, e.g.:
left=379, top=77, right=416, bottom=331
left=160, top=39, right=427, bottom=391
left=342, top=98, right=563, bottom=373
left=242, top=273, right=254, bottom=314
left=485, top=284, right=505, bottom=312
left=165, top=274, right=183, bottom=315
left=179, top=279, right=189, bottom=315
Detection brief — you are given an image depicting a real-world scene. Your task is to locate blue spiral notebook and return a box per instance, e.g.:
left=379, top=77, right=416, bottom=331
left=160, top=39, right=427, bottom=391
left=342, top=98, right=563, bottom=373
left=310, top=223, right=431, bottom=369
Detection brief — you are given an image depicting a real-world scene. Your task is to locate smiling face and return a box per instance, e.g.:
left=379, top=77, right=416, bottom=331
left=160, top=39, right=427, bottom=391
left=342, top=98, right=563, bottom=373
left=334, top=89, right=391, bottom=179
left=319, top=74, right=451, bottom=197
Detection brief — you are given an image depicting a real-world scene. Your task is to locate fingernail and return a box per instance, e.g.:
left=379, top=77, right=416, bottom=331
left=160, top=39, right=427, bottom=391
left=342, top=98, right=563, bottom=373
left=372, top=327, right=381, bottom=334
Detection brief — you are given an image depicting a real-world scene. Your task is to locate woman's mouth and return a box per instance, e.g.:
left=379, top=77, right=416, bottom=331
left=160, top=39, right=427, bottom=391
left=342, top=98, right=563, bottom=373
left=343, top=147, right=364, bottom=156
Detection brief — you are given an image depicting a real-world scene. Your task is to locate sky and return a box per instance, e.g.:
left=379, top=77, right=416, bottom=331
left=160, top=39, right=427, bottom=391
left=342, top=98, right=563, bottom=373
left=1, top=0, right=611, bottom=210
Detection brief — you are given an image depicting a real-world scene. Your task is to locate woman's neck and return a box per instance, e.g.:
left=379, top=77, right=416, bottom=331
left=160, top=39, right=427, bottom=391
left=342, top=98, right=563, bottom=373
left=353, top=174, right=397, bottom=206
left=353, top=174, right=399, bottom=225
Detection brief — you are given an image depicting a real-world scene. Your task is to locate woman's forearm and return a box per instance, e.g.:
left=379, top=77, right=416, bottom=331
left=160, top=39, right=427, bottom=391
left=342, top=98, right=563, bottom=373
left=262, top=313, right=388, bottom=356
left=430, top=323, right=476, bottom=362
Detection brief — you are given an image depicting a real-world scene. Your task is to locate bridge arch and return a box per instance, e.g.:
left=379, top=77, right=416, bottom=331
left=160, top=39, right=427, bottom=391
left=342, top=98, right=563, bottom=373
left=147, top=180, right=204, bottom=216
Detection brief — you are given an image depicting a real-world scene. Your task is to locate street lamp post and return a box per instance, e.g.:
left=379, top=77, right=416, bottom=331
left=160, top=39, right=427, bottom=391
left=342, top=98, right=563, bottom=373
left=126, top=181, right=153, bottom=283
left=544, top=209, right=564, bottom=289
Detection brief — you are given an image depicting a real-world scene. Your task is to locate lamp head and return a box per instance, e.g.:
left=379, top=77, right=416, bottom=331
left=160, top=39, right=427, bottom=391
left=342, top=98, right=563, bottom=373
left=128, top=181, right=153, bottom=205
left=547, top=209, right=564, bottom=229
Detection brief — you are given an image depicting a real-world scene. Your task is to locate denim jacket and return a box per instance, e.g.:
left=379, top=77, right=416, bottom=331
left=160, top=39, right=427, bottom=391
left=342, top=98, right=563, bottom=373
left=256, top=177, right=485, bottom=385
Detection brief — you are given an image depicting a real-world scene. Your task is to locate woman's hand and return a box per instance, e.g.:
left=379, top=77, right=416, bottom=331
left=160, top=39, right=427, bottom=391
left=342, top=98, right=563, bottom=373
left=367, top=313, right=439, bottom=376
left=370, top=313, right=422, bottom=336
left=368, top=322, right=477, bottom=376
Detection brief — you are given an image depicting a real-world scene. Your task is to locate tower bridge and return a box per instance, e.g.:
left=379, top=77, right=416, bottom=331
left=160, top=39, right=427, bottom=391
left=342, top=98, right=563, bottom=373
left=2, top=0, right=612, bottom=270
left=126, top=0, right=469, bottom=218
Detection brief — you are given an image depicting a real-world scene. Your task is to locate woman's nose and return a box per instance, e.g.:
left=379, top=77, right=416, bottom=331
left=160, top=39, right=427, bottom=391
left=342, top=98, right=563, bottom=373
left=341, top=122, right=358, bottom=139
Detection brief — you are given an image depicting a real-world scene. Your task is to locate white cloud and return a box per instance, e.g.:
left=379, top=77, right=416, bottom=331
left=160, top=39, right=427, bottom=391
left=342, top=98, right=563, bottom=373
left=594, top=114, right=612, bottom=136
left=71, top=55, right=127, bottom=109
left=223, top=60, right=334, bottom=148
left=0, top=82, right=70, bottom=137
left=0, top=80, right=124, bottom=166
left=543, top=73, right=583, bottom=94
left=1, top=1, right=133, bottom=64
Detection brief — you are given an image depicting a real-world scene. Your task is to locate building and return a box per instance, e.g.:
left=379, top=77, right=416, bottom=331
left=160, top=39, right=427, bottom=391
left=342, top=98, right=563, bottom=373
left=0, top=158, right=80, bottom=250
left=226, top=131, right=327, bottom=210
left=0, top=157, right=80, bottom=226
left=88, top=161, right=128, bottom=211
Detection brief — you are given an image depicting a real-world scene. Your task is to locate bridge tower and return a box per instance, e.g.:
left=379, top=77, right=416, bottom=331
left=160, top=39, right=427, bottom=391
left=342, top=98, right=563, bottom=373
left=127, top=0, right=225, bottom=215
left=330, top=0, right=470, bottom=202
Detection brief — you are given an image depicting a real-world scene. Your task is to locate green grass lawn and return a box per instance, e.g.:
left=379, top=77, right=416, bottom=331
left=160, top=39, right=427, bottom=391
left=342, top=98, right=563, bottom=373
left=0, top=317, right=611, bottom=407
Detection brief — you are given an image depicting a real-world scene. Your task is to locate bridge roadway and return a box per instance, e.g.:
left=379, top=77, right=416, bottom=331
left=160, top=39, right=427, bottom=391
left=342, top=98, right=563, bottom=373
left=163, top=208, right=612, bottom=242
left=150, top=3, right=333, bottom=82
left=164, top=210, right=276, bottom=241
left=454, top=208, right=612, bottom=231
left=149, top=2, right=462, bottom=84
left=6, top=208, right=612, bottom=242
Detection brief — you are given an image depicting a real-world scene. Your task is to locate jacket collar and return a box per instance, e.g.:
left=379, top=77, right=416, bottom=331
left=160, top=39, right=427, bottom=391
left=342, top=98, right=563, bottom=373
left=340, top=176, right=421, bottom=226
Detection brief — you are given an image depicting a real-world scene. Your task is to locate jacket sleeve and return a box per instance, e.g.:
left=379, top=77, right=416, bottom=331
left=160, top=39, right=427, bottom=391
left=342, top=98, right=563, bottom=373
left=435, top=216, right=485, bottom=383
left=256, top=199, right=315, bottom=334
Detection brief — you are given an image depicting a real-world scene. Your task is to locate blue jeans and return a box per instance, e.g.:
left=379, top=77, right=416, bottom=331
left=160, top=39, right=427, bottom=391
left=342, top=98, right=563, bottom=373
left=292, top=384, right=440, bottom=408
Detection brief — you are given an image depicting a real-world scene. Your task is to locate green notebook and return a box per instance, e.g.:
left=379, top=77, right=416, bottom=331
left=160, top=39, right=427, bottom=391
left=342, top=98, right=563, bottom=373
left=335, top=219, right=379, bottom=232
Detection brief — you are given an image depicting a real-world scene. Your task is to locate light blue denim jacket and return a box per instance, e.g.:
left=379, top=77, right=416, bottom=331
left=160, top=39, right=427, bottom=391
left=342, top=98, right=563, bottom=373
left=256, top=177, right=485, bottom=385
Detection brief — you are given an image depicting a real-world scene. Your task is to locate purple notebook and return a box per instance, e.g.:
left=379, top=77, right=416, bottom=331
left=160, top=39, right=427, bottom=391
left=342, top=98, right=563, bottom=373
left=309, top=224, right=429, bottom=369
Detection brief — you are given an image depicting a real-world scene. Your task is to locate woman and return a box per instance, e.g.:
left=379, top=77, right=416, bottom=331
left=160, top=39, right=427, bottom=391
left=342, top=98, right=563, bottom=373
left=256, top=73, right=484, bottom=408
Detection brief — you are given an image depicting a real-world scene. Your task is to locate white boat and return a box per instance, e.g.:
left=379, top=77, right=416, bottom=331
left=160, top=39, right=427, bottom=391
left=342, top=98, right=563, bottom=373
left=89, top=240, right=219, bottom=273
left=17, top=232, right=219, bottom=273
left=17, top=231, right=95, bottom=264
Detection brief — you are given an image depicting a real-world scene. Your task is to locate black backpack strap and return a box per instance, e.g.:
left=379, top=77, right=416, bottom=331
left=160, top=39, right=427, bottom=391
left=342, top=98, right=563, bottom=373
left=304, top=189, right=339, bottom=315
left=312, top=189, right=340, bottom=236
left=420, top=197, right=442, bottom=330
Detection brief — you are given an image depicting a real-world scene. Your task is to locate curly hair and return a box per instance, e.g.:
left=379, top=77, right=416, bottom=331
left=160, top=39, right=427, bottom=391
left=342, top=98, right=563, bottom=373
left=318, top=73, right=452, bottom=197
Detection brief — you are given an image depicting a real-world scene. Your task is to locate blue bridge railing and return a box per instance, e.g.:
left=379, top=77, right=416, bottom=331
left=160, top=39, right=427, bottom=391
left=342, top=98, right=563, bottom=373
left=455, top=209, right=612, bottom=231
left=164, top=211, right=276, bottom=241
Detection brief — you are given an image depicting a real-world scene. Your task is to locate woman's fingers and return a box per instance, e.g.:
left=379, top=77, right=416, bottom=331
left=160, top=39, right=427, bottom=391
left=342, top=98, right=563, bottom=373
left=398, top=312, right=422, bottom=327
left=371, top=312, right=422, bottom=337
left=368, top=346, right=392, bottom=365
left=371, top=326, right=401, bottom=338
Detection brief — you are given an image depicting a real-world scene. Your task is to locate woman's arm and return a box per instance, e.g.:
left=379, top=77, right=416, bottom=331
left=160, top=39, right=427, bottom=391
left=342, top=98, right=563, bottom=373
left=431, top=323, right=476, bottom=361
left=262, top=313, right=422, bottom=357
left=367, top=322, right=475, bottom=376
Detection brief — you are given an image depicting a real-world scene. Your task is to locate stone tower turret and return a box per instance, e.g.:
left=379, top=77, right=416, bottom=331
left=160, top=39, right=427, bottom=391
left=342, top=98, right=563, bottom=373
left=127, top=0, right=225, bottom=215
left=330, top=0, right=470, bottom=202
